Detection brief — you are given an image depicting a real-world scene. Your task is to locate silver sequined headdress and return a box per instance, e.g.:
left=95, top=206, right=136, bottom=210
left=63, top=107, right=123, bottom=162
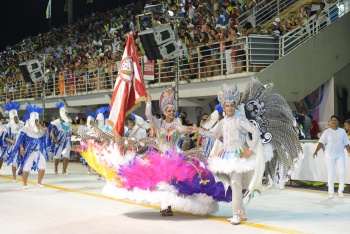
left=159, top=88, right=177, bottom=115
left=217, top=84, right=240, bottom=107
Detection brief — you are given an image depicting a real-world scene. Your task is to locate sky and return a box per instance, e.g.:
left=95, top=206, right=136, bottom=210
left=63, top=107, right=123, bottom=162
left=0, top=0, right=125, bottom=51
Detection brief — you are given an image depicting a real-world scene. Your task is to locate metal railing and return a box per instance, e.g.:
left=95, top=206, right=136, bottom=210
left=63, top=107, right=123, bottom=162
left=1, top=38, right=280, bottom=102
left=1, top=1, right=348, bottom=103
left=280, top=0, right=349, bottom=57
left=238, top=0, right=299, bottom=28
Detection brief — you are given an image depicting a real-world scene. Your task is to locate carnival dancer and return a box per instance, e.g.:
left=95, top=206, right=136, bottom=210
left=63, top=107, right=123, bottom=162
left=72, top=35, right=221, bottom=216
left=143, top=89, right=195, bottom=216
left=3, top=102, right=25, bottom=181
left=7, top=104, right=47, bottom=189
left=124, top=113, right=149, bottom=140
left=0, top=122, right=8, bottom=173
left=191, top=84, right=265, bottom=225
left=99, top=88, right=221, bottom=216
left=47, top=102, right=72, bottom=174
left=96, top=106, right=111, bottom=133
left=200, top=104, right=223, bottom=160
left=81, top=110, right=97, bottom=174
left=86, top=110, right=97, bottom=134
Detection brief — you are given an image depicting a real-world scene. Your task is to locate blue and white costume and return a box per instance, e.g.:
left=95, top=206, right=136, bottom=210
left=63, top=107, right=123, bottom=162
left=124, top=113, right=149, bottom=140
left=47, top=102, right=72, bottom=159
left=96, top=106, right=112, bottom=133
left=7, top=105, right=47, bottom=175
left=81, top=110, right=97, bottom=167
left=3, top=102, right=25, bottom=167
left=201, top=104, right=223, bottom=159
left=0, top=123, right=8, bottom=160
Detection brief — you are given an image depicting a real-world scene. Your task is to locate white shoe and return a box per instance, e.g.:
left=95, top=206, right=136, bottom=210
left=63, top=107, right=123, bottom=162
left=36, top=183, right=45, bottom=188
left=13, top=180, right=18, bottom=182
left=23, top=186, right=28, bottom=189
left=62, top=172, right=70, bottom=175
left=328, top=194, right=334, bottom=199
left=230, top=215, right=241, bottom=225
left=339, top=192, right=344, bottom=198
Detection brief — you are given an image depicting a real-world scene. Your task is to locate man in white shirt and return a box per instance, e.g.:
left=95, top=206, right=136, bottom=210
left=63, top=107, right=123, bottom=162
left=313, top=115, right=350, bottom=198
left=188, top=1, right=195, bottom=18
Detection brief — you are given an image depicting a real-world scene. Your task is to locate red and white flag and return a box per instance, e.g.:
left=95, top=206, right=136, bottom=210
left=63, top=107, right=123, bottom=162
left=108, top=35, right=147, bottom=137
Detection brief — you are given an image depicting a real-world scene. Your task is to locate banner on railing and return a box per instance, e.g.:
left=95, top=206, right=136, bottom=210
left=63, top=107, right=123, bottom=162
left=143, top=59, right=155, bottom=81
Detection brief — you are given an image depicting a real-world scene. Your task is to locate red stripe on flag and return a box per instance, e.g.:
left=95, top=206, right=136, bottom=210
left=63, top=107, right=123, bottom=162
left=108, top=34, right=147, bottom=137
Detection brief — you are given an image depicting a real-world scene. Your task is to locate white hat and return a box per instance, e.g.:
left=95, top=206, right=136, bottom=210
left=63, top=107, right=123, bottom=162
left=275, top=18, right=281, bottom=23
left=168, top=10, right=174, bottom=17
left=187, top=23, right=194, bottom=28
left=272, top=22, right=277, bottom=26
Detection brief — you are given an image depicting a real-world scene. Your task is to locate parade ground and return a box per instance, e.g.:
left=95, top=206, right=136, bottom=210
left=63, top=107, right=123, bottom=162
left=1, top=162, right=349, bottom=234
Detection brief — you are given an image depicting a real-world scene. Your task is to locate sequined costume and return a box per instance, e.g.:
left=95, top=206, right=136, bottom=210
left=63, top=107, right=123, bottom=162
left=97, top=89, right=221, bottom=215
left=199, top=111, right=262, bottom=218
left=145, top=103, right=188, bottom=153
left=197, top=84, right=266, bottom=225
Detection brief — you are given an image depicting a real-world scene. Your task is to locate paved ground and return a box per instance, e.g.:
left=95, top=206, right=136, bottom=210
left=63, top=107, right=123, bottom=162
left=0, top=161, right=349, bottom=234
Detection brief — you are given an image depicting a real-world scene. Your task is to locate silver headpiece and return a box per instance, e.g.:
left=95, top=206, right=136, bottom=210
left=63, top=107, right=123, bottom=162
left=217, top=84, right=240, bottom=107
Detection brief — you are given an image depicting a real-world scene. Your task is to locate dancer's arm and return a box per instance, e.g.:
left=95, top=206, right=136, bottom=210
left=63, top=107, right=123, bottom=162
left=145, top=91, right=161, bottom=130
left=51, top=129, right=59, bottom=144
left=239, top=116, right=260, bottom=158
left=192, top=121, right=222, bottom=140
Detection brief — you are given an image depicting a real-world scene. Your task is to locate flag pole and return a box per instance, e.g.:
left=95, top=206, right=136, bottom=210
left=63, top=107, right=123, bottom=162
left=49, top=4, right=52, bottom=30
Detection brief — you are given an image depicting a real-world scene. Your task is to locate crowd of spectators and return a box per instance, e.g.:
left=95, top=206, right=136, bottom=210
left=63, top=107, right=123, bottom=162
left=0, top=0, right=340, bottom=101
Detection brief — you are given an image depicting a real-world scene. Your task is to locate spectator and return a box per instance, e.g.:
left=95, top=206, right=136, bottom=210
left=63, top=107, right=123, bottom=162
left=313, top=115, right=350, bottom=199
left=309, top=114, right=320, bottom=139
left=242, top=22, right=254, bottom=36
left=344, top=119, right=350, bottom=140
left=199, top=32, right=212, bottom=78
left=270, top=22, right=280, bottom=39
left=225, top=26, right=238, bottom=75
left=316, top=2, right=327, bottom=30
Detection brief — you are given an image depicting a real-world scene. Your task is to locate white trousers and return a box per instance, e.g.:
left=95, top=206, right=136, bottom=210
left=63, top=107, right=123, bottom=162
left=229, top=170, right=253, bottom=217
left=325, top=156, right=346, bottom=194
left=23, top=151, right=46, bottom=172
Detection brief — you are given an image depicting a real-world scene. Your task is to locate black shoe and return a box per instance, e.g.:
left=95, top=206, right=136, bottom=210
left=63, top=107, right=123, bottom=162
left=166, top=206, right=174, bottom=216
left=160, top=209, right=167, bottom=216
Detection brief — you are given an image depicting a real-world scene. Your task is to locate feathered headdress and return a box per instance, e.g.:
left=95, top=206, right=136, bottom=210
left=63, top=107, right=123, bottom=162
left=217, top=84, right=240, bottom=107
left=96, top=106, right=110, bottom=129
left=86, top=110, right=97, bottom=129
left=25, top=104, right=43, bottom=133
left=22, top=114, right=30, bottom=122
left=159, top=88, right=177, bottom=114
left=3, top=102, right=21, bottom=123
left=56, top=102, right=71, bottom=123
